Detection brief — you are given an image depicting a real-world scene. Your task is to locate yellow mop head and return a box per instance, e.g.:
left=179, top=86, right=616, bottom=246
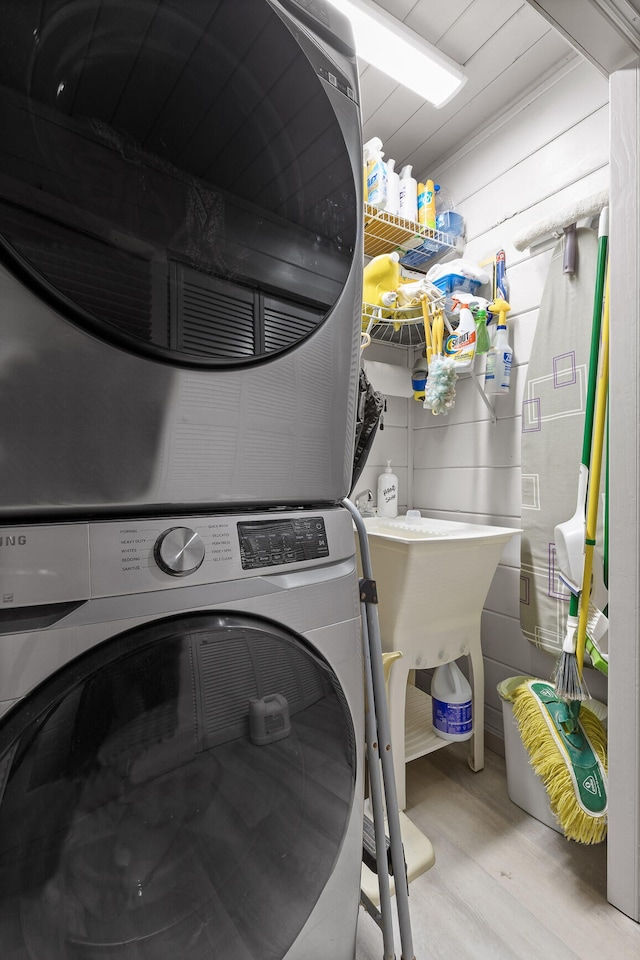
left=509, top=679, right=607, bottom=844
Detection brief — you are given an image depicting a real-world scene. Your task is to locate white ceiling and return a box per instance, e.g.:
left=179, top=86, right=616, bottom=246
left=357, top=0, right=580, bottom=182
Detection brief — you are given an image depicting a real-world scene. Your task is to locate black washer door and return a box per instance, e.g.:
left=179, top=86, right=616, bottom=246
left=0, top=0, right=357, bottom=364
left=0, top=613, right=357, bottom=959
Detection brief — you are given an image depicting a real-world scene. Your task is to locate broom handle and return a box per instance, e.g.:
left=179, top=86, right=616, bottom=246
left=421, top=296, right=433, bottom=366
left=577, top=269, right=610, bottom=676
left=582, top=211, right=609, bottom=470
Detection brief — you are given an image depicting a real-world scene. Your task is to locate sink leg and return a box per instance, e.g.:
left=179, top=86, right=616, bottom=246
left=386, top=659, right=411, bottom=810
left=467, top=642, right=485, bottom=773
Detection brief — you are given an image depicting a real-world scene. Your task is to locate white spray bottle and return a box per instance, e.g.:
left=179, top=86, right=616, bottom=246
left=484, top=298, right=512, bottom=394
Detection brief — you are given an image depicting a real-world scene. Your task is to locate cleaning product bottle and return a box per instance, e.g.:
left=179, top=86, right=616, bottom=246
left=469, top=296, right=492, bottom=355
left=386, top=158, right=400, bottom=216
left=495, top=249, right=509, bottom=302
left=434, top=183, right=454, bottom=217
left=431, top=660, right=473, bottom=742
left=484, top=298, right=512, bottom=394
left=424, top=178, right=437, bottom=229
left=417, top=182, right=426, bottom=224
left=364, top=137, right=388, bottom=210
left=362, top=252, right=401, bottom=312
left=398, top=164, right=417, bottom=222
left=376, top=460, right=398, bottom=518
left=411, top=358, right=428, bottom=401
left=443, top=298, right=477, bottom=372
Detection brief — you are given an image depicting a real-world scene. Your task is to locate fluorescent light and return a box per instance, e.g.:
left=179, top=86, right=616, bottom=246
left=328, top=0, right=467, bottom=108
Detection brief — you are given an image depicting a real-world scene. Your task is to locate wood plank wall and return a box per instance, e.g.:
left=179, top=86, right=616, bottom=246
left=359, top=57, right=610, bottom=745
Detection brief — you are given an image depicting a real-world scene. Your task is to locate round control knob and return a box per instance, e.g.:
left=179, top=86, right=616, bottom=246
left=154, top=527, right=205, bottom=577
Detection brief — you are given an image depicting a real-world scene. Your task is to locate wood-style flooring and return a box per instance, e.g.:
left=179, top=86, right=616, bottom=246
left=356, top=743, right=640, bottom=959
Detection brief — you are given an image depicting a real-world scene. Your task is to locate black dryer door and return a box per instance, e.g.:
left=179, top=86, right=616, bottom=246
left=0, top=0, right=358, bottom=365
left=0, top=612, right=357, bottom=958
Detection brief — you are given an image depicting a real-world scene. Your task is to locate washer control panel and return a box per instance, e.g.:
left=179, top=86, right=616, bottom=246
left=237, top=517, right=329, bottom=570
left=0, top=508, right=354, bottom=606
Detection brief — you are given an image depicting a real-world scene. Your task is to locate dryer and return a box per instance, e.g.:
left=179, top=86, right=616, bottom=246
left=0, top=0, right=363, bottom=521
left=0, top=505, right=363, bottom=959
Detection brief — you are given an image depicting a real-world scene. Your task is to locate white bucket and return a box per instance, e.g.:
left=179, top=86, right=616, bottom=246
left=498, top=675, right=607, bottom=834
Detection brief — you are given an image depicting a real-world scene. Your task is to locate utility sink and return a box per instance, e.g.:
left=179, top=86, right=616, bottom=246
left=361, top=515, right=517, bottom=542
left=356, top=513, right=520, bottom=810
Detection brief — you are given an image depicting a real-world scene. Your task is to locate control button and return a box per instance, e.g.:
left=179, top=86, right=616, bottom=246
left=154, top=527, right=205, bottom=577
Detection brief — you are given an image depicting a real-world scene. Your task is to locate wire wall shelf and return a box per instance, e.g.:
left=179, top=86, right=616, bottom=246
left=363, top=203, right=462, bottom=270
left=362, top=297, right=447, bottom=348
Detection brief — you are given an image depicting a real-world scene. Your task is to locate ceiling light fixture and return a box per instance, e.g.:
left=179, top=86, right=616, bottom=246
left=328, top=0, right=467, bottom=108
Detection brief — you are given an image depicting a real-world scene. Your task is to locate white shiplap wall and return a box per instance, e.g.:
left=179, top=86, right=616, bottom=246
left=362, top=56, right=610, bottom=744
left=352, top=339, right=412, bottom=513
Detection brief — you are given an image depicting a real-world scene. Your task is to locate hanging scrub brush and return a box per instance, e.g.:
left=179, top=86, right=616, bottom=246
left=421, top=299, right=457, bottom=415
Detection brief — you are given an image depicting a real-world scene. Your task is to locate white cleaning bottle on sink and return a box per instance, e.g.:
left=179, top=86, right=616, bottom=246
left=431, top=660, right=473, bottom=741
left=377, top=460, right=398, bottom=517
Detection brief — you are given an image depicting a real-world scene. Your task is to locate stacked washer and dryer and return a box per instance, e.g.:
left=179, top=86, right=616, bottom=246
left=0, top=2, right=366, bottom=958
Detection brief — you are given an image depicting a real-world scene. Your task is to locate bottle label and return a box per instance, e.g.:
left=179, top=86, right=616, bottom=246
left=367, top=162, right=387, bottom=204
left=486, top=352, right=511, bottom=388
left=382, top=483, right=396, bottom=503
left=432, top=697, right=472, bottom=735
left=444, top=328, right=476, bottom=365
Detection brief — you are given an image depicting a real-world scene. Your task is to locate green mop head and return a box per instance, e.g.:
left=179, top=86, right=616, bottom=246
left=507, top=678, right=607, bottom=844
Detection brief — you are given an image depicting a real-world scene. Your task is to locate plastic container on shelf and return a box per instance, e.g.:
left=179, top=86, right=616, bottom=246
left=432, top=274, right=481, bottom=297
left=399, top=239, right=444, bottom=270
left=434, top=184, right=455, bottom=215
left=435, top=210, right=465, bottom=237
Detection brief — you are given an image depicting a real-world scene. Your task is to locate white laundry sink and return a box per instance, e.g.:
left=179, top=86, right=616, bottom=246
left=357, top=514, right=520, bottom=652
left=361, top=514, right=518, bottom=542
left=355, top=512, right=520, bottom=809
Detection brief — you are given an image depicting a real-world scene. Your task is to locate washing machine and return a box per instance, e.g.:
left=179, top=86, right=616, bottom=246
left=0, top=0, right=363, bottom=521
left=0, top=504, right=364, bottom=959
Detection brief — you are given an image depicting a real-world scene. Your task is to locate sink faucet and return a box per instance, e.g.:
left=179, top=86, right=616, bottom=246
left=353, top=488, right=375, bottom=517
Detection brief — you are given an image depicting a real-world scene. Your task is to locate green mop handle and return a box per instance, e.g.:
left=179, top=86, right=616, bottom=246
left=577, top=269, right=610, bottom=677
left=581, top=209, right=608, bottom=471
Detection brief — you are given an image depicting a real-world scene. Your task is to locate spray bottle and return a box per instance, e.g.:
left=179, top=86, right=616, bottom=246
left=443, top=296, right=477, bottom=372
left=484, top=298, right=512, bottom=394
left=468, top=295, right=492, bottom=355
